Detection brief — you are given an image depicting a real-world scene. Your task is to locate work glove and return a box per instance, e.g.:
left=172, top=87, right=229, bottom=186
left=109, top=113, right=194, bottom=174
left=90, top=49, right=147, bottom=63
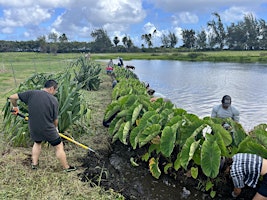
left=12, top=106, right=19, bottom=115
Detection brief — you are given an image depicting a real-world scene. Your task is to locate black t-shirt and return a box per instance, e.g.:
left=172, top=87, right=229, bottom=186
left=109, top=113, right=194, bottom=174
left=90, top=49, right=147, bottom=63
left=18, top=90, right=59, bottom=141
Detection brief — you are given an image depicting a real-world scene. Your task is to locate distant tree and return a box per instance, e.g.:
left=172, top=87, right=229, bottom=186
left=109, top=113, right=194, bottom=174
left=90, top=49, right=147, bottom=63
left=50, top=43, right=58, bottom=55
left=196, top=29, right=207, bottom=50
left=207, top=12, right=226, bottom=49
left=226, top=13, right=261, bottom=50
left=168, top=32, right=178, bottom=48
left=182, top=29, right=196, bottom=49
left=141, top=29, right=156, bottom=48
left=48, top=32, right=58, bottom=43
left=59, top=33, right=68, bottom=43
left=258, top=19, right=267, bottom=49
left=161, top=34, right=170, bottom=48
left=122, top=36, right=128, bottom=47
left=126, top=38, right=134, bottom=49
left=160, top=32, right=177, bottom=48
left=36, top=35, right=47, bottom=53
left=122, top=35, right=134, bottom=49
left=226, top=22, right=247, bottom=50
left=243, top=13, right=259, bottom=50
left=113, top=36, right=120, bottom=47
left=141, top=33, right=152, bottom=48
left=91, top=28, right=113, bottom=52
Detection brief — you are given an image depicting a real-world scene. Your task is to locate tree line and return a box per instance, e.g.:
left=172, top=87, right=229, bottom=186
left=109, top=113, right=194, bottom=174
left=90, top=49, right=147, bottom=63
left=0, top=12, right=267, bottom=53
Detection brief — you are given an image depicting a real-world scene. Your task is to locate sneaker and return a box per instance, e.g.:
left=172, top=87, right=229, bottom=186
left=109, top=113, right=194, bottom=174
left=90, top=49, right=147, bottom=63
left=31, top=164, right=38, bottom=170
left=64, top=166, right=77, bottom=172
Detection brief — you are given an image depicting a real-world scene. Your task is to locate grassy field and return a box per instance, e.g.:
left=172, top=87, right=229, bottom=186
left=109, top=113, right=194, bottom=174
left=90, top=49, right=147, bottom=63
left=0, top=52, right=124, bottom=200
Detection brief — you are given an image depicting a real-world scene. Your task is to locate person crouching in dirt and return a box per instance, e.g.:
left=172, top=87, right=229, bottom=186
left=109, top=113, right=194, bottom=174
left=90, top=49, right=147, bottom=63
left=9, top=80, right=76, bottom=172
left=111, top=72, right=118, bottom=88
left=229, top=153, right=267, bottom=199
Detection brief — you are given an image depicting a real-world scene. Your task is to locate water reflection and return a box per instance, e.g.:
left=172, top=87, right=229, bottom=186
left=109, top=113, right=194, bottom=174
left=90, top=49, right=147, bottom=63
left=125, top=60, right=267, bottom=131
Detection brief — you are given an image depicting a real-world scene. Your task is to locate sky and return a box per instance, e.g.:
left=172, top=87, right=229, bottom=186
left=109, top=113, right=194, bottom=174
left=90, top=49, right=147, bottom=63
left=0, top=0, right=266, bottom=47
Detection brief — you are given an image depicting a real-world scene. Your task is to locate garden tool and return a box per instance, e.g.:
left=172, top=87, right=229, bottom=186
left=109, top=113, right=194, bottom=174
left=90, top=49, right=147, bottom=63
left=11, top=110, right=98, bottom=155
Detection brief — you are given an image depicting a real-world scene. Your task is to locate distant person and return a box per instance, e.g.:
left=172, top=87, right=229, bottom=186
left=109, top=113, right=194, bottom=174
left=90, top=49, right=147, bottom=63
left=118, top=57, right=124, bottom=67
left=229, top=153, right=267, bottom=199
left=106, top=59, right=114, bottom=74
left=111, top=72, right=118, bottom=88
left=85, top=52, right=90, bottom=60
left=211, top=95, right=240, bottom=122
left=107, top=59, right=114, bottom=68
left=9, top=80, right=76, bottom=172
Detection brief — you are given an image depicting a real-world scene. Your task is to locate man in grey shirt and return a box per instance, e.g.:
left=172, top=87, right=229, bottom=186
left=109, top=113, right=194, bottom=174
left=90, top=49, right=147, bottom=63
left=211, top=95, right=240, bottom=122
left=9, top=80, right=76, bottom=172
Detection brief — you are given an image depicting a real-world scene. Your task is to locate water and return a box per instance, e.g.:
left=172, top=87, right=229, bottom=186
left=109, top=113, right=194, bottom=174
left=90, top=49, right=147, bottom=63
left=123, top=60, right=267, bottom=132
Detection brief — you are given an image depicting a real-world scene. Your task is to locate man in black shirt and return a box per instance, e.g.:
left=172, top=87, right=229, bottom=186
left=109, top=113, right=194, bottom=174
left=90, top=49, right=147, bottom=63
left=9, top=80, right=76, bottom=172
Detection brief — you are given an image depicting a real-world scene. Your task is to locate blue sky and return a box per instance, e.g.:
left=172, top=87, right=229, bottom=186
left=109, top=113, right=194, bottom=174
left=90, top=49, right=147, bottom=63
left=0, top=0, right=266, bottom=47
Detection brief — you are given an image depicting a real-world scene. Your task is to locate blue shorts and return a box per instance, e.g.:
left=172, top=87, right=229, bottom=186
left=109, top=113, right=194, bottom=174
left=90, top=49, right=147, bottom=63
left=258, top=174, right=267, bottom=197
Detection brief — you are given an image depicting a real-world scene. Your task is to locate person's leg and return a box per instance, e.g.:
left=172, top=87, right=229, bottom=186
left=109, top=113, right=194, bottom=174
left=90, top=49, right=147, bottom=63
left=32, top=142, right=42, bottom=165
left=54, top=142, right=69, bottom=169
left=50, top=137, right=76, bottom=171
left=252, top=193, right=267, bottom=200
left=254, top=174, right=267, bottom=200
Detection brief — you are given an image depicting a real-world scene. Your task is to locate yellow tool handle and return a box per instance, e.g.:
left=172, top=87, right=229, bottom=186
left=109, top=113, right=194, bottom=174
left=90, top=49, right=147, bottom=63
left=59, top=133, right=89, bottom=150
left=12, top=111, right=97, bottom=153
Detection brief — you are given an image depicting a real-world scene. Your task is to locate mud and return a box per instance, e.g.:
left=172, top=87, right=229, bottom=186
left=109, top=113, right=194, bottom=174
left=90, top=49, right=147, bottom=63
left=78, top=140, right=257, bottom=200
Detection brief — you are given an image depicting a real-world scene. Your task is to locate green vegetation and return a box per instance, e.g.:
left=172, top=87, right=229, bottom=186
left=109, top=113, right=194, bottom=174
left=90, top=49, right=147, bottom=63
left=103, top=67, right=267, bottom=198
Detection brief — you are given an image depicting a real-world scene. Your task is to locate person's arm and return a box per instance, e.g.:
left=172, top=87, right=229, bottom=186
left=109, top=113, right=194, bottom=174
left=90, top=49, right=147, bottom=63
left=232, top=107, right=240, bottom=122
left=9, top=94, right=19, bottom=107
left=9, top=94, right=20, bottom=114
left=211, top=106, right=218, bottom=118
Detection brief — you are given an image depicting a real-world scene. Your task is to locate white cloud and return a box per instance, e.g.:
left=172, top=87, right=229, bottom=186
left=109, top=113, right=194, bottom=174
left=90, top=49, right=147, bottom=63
left=0, top=6, right=51, bottom=27
left=221, top=6, right=251, bottom=23
left=51, top=0, right=146, bottom=41
left=178, top=12, right=198, bottom=24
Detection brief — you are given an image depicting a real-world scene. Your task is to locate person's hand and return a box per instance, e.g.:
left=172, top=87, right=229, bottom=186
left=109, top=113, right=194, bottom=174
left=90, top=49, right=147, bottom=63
left=150, top=97, right=158, bottom=102
left=231, top=191, right=238, bottom=198
left=12, top=106, right=19, bottom=115
left=56, top=127, right=59, bottom=133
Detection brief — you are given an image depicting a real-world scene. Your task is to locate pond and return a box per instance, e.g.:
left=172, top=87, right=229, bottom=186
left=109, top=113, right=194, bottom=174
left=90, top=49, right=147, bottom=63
left=123, top=60, right=267, bottom=132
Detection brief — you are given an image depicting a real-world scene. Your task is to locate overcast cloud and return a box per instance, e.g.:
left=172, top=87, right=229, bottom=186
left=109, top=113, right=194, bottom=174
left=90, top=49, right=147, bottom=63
left=0, top=0, right=266, bottom=47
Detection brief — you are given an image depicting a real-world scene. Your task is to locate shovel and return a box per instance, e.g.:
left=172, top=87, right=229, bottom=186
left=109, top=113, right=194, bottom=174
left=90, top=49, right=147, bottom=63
left=11, top=110, right=98, bottom=155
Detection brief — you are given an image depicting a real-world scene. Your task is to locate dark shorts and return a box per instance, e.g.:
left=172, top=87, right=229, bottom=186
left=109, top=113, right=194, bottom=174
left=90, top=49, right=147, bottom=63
left=35, top=137, right=62, bottom=146
left=258, top=174, right=267, bottom=197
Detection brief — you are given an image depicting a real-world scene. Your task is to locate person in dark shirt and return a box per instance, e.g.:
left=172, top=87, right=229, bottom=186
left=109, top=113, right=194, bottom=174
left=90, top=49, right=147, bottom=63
left=9, top=80, right=76, bottom=172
